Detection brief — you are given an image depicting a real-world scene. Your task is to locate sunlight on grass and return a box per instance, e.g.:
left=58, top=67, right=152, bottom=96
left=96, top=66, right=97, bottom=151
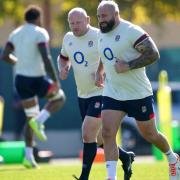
left=0, top=160, right=169, bottom=180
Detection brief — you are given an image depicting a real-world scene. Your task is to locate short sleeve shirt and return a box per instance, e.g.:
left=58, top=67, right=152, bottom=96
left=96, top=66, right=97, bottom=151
left=98, top=19, right=153, bottom=100
left=8, top=23, right=49, bottom=77
left=61, top=26, right=102, bottom=98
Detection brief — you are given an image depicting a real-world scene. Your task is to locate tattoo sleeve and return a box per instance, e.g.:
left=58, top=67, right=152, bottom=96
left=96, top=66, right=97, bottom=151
left=128, top=37, right=160, bottom=70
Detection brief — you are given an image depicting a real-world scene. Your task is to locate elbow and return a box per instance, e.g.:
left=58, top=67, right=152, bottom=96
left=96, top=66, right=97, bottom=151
left=152, top=51, right=160, bottom=63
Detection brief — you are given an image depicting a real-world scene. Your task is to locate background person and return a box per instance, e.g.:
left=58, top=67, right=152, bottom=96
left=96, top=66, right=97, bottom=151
left=0, top=5, right=65, bottom=168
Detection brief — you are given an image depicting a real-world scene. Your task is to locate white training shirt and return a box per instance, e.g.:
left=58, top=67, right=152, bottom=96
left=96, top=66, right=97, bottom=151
left=61, top=26, right=103, bottom=98
left=8, top=23, right=49, bottom=77
left=98, top=19, right=153, bottom=100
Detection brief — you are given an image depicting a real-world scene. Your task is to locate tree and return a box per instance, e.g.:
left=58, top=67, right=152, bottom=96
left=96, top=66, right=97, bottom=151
left=0, top=0, right=180, bottom=46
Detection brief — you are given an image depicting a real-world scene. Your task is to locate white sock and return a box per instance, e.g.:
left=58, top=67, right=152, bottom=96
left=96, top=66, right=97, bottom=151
left=36, top=109, right=50, bottom=124
left=106, top=161, right=117, bottom=180
left=25, top=147, right=33, bottom=160
left=165, top=149, right=177, bottom=163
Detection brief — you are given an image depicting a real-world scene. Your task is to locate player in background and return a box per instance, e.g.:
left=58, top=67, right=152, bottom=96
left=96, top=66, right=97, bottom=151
left=57, top=7, right=135, bottom=180
left=96, top=1, right=180, bottom=180
left=0, top=5, right=65, bottom=168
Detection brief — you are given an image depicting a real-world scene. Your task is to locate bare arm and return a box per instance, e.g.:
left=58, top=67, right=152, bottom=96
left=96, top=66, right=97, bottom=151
left=128, top=37, right=160, bottom=69
left=57, top=54, right=71, bottom=80
left=114, top=37, right=160, bottom=73
left=95, top=60, right=105, bottom=87
left=0, top=42, right=17, bottom=64
left=38, top=43, right=59, bottom=83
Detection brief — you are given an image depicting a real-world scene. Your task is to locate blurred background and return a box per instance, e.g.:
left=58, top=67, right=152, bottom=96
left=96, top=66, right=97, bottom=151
left=0, top=0, right=180, bottom=158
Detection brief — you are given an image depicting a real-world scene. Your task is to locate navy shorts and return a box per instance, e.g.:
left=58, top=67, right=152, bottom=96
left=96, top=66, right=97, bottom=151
left=15, top=75, right=52, bottom=100
left=102, top=96, right=155, bottom=121
left=78, top=96, right=102, bottom=121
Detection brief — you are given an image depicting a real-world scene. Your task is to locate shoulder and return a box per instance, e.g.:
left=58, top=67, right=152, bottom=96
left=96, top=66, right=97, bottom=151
left=63, top=31, right=74, bottom=41
left=122, top=19, right=145, bottom=34
left=9, top=26, right=23, bottom=37
left=35, top=26, right=49, bottom=36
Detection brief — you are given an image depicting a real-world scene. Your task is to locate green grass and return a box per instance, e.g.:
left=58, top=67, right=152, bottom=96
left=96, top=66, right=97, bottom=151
left=0, top=160, right=169, bottom=180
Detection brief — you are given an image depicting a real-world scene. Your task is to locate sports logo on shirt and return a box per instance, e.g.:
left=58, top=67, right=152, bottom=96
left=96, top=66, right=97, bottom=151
left=88, top=41, right=93, bottom=47
left=115, top=35, right=120, bottom=41
left=141, top=106, right=147, bottom=113
left=94, top=102, right=101, bottom=108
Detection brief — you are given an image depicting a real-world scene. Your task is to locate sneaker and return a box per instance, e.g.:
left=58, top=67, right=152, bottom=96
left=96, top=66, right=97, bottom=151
left=23, top=157, right=39, bottom=169
left=121, top=152, right=135, bottom=180
left=169, top=154, right=180, bottom=180
left=29, top=118, right=47, bottom=141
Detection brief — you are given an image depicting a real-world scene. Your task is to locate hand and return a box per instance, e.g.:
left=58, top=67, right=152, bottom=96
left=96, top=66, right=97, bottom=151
left=59, top=65, right=70, bottom=80
left=47, top=81, right=60, bottom=97
left=95, top=72, right=105, bottom=88
left=114, top=59, right=130, bottom=73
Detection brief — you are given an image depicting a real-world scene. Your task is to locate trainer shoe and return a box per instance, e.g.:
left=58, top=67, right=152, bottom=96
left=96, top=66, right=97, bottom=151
left=169, top=154, right=180, bottom=180
left=23, top=157, right=39, bottom=169
left=121, top=152, right=135, bottom=180
left=29, top=118, right=47, bottom=141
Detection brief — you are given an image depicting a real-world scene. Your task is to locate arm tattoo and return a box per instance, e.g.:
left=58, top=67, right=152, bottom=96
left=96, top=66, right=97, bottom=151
left=128, top=37, right=160, bottom=70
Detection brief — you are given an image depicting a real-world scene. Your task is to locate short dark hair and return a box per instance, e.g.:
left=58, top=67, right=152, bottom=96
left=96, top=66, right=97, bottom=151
left=24, top=5, right=42, bottom=22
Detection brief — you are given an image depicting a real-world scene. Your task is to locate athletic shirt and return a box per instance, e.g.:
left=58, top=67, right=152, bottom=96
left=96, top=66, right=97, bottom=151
left=8, top=23, right=49, bottom=77
left=98, top=19, right=153, bottom=100
left=61, top=26, right=103, bottom=98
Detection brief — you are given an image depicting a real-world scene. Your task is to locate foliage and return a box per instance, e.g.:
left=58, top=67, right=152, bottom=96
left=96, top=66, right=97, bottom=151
left=0, top=0, right=180, bottom=45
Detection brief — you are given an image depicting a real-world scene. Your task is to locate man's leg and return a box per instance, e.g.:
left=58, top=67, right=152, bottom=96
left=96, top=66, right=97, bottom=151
left=21, top=98, right=39, bottom=168
left=136, top=119, right=180, bottom=180
left=97, top=128, right=135, bottom=180
left=102, top=110, right=126, bottom=180
left=29, top=89, right=65, bottom=141
left=74, top=116, right=101, bottom=180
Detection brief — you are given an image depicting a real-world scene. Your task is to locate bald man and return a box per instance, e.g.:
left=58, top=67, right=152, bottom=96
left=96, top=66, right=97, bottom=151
left=96, top=1, right=180, bottom=180
left=57, top=7, right=135, bottom=180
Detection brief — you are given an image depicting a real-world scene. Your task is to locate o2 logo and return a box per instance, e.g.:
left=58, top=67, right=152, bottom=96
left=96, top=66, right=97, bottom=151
left=103, top=48, right=114, bottom=61
left=73, top=51, right=88, bottom=67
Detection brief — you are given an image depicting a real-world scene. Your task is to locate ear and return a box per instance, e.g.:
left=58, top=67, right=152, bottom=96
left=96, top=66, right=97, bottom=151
left=87, top=16, right=90, bottom=24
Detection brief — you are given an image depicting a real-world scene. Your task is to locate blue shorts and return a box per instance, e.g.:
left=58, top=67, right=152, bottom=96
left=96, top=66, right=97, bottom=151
left=102, top=96, right=155, bottom=121
left=15, top=75, right=52, bottom=100
left=78, top=96, right=102, bottom=121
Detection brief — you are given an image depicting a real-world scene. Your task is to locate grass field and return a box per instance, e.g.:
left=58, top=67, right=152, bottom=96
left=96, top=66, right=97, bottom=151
left=0, top=159, right=169, bottom=180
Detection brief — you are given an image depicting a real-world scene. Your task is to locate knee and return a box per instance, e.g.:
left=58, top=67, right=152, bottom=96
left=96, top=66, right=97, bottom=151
left=102, top=126, right=114, bottom=140
left=82, top=131, right=93, bottom=142
left=49, top=89, right=66, bottom=108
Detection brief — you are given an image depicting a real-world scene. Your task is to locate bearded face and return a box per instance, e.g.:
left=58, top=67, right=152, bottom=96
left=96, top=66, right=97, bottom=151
left=99, top=17, right=115, bottom=33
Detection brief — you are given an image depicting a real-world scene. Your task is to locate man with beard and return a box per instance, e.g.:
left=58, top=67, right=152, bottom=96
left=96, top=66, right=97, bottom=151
left=57, top=7, right=135, bottom=180
left=96, top=1, right=180, bottom=180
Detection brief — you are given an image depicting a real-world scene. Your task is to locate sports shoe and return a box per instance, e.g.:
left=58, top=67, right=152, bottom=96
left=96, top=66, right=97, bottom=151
left=121, top=152, right=135, bottom=180
left=169, top=154, right=180, bottom=180
left=23, top=157, right=39, bottom=169
left=29, top=118, right=47, bottom=141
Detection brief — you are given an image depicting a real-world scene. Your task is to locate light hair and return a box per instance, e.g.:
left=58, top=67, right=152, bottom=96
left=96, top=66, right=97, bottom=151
left=68, top=7, right=88, bottom=19
left=97, top=0, right=119, bottom=13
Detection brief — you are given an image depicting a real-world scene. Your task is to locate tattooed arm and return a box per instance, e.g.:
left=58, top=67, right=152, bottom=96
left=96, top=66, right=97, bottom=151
left=128, top=37, right=160, bottom=69
left=114, top=37, right=160, bottom=73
